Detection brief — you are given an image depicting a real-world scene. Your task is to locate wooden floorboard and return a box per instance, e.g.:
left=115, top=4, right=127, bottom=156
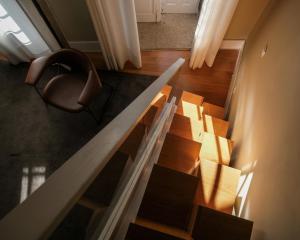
left=87, top=49, right=238, bottom=107
left=123, top=50, right=238, bottom=107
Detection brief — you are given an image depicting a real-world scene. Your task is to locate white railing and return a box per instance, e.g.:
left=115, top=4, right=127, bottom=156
left=92, top=97, right=177, bottom=240
left=0, top=58, right=185, bottom=240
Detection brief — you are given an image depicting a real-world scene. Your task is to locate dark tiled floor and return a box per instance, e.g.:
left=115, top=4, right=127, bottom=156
left=0, top=60, right=156, bottom=220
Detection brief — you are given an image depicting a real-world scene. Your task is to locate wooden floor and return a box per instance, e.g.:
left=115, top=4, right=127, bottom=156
left=124, top=50, right=238, bottom=107
left=88, top=49, right=239, bottom=107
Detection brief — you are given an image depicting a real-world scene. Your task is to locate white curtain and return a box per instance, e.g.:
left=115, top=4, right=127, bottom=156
left=190, top=0, right=239, bottom=69
left=86, top=0, right=142, bottom=70
left=0, top=0, right=51, bottom=64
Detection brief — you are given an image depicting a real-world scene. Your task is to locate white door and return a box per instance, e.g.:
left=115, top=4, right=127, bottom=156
left=161, top=0, right=200, bottom=14
left=134, top=0, right=161, bottom=22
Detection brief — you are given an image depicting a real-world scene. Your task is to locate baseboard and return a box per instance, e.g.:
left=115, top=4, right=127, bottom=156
left=136, top=14, right=157, bottom=22
left=68, top=41, right=101, bottom=52
left=221, top=40, right=245, bottom=50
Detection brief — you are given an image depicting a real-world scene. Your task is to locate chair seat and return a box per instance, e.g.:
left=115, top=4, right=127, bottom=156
left=43, top=73, right=86, bottom=112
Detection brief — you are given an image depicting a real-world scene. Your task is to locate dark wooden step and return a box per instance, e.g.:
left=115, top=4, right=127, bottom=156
left=138, top=165, right=198, bottom=230
left=83, top=151, right=131, bottom=206
left=119, top=123, right=146, bottom=160
left=201, top=102, right=225, bottom=119
left=126, top=222, right=186, bottom=240
left=192, top=206, right=253, bottom=240
left=170, top=112, right=229, bottom=139
left=158, top=133, right=201, bottom=175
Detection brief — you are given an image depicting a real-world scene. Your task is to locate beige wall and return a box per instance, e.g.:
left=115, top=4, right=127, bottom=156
left=225, top=0, right=270, bottom=39
left=46, top=0, right=97, bottom=41
left=228, top=0, right=300, bottom=239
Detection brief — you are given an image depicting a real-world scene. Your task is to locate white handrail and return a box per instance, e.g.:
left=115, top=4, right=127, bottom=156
left=0, top=58, right=185, bottom=240
left=92, top=98, right=176, bottom=240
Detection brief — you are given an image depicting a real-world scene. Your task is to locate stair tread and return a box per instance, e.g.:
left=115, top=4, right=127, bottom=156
left=195, top=159, right=241, bottom=214
left=126, top=222, right=185, bottom=240
left=158, top=133, right=201, bottom=174
left=170, top=112, right=229, bottom=139
left=119, top=123, right=146, bottom=159
left=177, top=91, right=204, bottom=121
left=138, top=165, right=198, bottom=230
left=179, top=91, right=204, bottom=107
left=134, top=217, right=192, bottom=240
left=83, top=151, right=130, bottom=206
left=192, top=206, right=253, bottom=240
left=200, top=132, right=233, bottom=166
left=201, top=102, right=225, bottom=119
left=152, top=85, right=172, bottom=107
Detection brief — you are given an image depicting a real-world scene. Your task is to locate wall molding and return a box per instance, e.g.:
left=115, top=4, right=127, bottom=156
left=68, top=41, right=101, bottom=52
left=223, top=40, right=246, bottom=119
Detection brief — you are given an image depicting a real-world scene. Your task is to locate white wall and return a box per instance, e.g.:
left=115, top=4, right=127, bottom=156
left=229, top=0, right=300, bottom=239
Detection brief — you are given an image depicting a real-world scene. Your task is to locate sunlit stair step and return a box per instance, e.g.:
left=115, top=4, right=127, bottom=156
left=141, top=85, right=172, bottom=129
left=170, top=112, right=229, bottom=139
left=199, top=132, right=233, bottom=166
left=178, top=90, right=204, bottom=110
left=138, top=165, right=198, bottom=230
left=158, top=133, right=201, bottom=175
left=194, top=159, right=241, bottom=214
left=176, top=91, right=226, bottom=121
left=192, top=206, right=253, bottom=240
left=126, top=218, right=191, bottom=240
left=152, top=84, right=172, bottom=108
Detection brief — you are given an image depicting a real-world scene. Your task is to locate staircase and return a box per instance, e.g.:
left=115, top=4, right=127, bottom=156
left=125, top=87, right=253, bottom=240
left=51, top=86, right=252, bottom=240
left=0, top=59, right=253, bottom=240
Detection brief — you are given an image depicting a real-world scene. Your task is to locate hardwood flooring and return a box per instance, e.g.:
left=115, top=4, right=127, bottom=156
left=124, top=50, right=238, bottom=107
left=88, top=49, right=239, bottom=107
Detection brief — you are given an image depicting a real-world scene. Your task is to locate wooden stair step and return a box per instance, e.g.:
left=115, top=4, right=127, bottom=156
left=194, top=159, right=241, bottom=214
left=119, top=123, right=146, bottom=159
left=200, top=102, right=225, bottom=119
left=138, top=165, right=198, bottom=230
left=83, top=151, right=131, bottom=206
left=200, top=132, right=233, bottom=166
left=126, top=223, right=184, bottom=240
left=179, top=91, right=204, bottom=108
left=126, top=218, right=191, bottom=240
left=192, top=206, right=253, bottom=240
left=170, top=112, right=229, bottom=139
left=141, top=85, right=172, bottom=130
left=158, top=133, right=201, bottom=175
left=152, top=85, right=172, bottom=108
left=50, top=204, right=94, bottom=239
left=177, top=91, right=204, bottom=121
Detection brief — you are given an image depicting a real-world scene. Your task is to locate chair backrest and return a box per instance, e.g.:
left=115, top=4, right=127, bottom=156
left=50, top=49, right=103, bottom=106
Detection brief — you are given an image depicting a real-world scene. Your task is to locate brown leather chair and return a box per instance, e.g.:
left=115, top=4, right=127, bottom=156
left=25, top=48, right=102, bottom=122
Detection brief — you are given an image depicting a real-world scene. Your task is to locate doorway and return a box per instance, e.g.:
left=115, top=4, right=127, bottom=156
left=135, top=0, right=203, bottom=50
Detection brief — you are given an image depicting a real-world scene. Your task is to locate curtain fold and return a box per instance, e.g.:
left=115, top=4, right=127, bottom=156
left=0, top=0, right=51, bottom=64
left=190, top=0, right=239, bottom=69
left=86, top=0, right=142, bottom=71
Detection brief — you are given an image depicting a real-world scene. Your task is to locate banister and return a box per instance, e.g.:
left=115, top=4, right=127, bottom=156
left=92, top=97, right=177, bottom=240
left=0, top=58, right=185, bottom=240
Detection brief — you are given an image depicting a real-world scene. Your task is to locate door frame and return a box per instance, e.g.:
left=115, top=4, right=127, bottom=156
left=135, top=0, right=161, bottom=22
